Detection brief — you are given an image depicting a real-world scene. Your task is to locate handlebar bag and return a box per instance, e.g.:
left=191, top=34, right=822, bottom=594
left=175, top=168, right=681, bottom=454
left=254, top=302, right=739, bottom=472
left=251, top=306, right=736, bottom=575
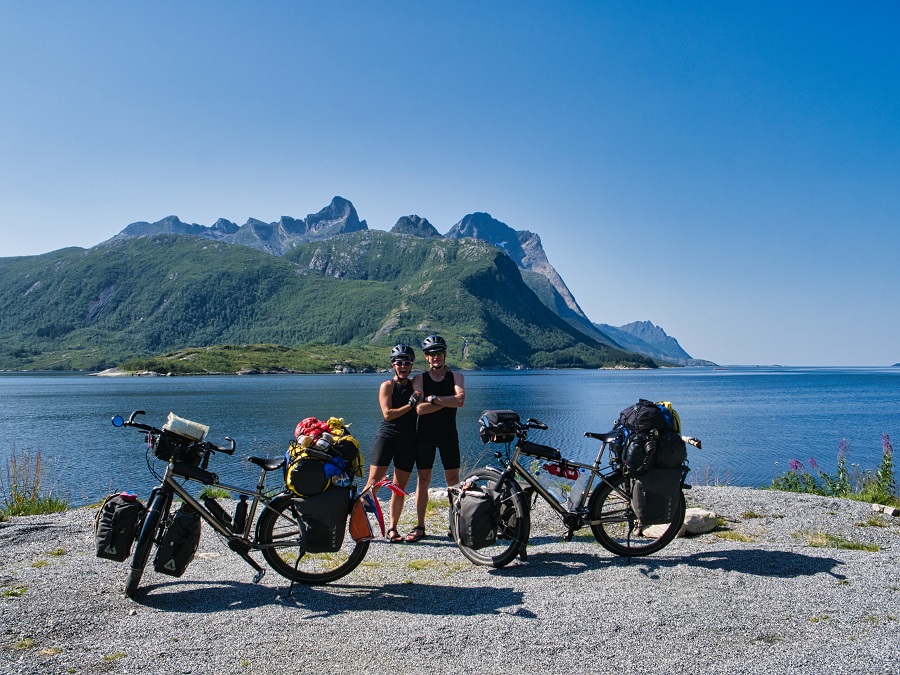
left=631, top=468, right=683, bottom=525
left=94, top=493, right=146, bottom=562
left=450, top=486, right=500, bottom=550
left=293, top=486, right=352, bottom=553
left=154, top=504, right=202, bottom=577
left=478, top=410, right=520, bottom=444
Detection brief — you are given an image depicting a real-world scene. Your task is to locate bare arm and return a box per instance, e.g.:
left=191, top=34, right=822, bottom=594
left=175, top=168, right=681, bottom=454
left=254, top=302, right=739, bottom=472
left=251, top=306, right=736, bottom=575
left=379, top=380, right=416, bottom=421
left=418, top=371, right=466, bottom=414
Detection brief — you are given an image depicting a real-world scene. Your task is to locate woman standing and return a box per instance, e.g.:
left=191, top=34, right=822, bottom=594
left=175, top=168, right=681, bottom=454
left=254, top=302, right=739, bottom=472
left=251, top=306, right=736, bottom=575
left=406, top=334, right=466, bottom=542
left=362, top=344, right=420, bottom=543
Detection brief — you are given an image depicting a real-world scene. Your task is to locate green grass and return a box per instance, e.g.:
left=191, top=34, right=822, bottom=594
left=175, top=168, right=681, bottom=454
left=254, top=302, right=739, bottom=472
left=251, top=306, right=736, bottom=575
left=3, top=587, right=27, bottom=599
left=1, top=448, right=69, bottom=518
left=198, top=486, right=232, bottom=499
left=715, top=530, right=756, bottom=542
left=103, top=651, right=127, bottom=662
left=793, top=531, right=880, bottom=552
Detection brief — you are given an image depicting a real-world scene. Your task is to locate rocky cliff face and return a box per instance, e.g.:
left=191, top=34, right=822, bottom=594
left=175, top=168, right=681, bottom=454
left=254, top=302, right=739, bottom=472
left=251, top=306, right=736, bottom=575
left=444, top=212, right=619, bottom=347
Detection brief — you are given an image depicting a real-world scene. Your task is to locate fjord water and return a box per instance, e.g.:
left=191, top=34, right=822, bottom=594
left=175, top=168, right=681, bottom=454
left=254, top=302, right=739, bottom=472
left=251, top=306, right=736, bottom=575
left=1, top=367, right=898, bottom=507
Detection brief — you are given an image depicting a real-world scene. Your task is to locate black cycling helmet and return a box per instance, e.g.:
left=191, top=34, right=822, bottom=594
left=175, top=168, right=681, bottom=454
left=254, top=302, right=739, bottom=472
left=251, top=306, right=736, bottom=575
left=390, top=344, right=415, bottom=363
left=421, top=334, right=447, bottom=354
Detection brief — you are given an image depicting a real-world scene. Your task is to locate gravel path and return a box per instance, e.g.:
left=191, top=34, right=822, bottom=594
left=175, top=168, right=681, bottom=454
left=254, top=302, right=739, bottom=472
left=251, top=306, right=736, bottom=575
left=1, top=486, right=899, bottom=674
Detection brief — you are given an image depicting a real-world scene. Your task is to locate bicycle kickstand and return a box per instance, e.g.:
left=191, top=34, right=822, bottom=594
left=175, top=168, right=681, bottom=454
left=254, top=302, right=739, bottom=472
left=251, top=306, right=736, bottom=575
left=228, top=540, right=266, bottom=584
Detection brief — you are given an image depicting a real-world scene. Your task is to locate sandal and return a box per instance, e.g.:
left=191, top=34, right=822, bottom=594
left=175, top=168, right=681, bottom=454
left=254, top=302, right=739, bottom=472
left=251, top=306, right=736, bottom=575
left=386, top=527, right=403, bottom=544
left=405, top=526, right=426, bottom=543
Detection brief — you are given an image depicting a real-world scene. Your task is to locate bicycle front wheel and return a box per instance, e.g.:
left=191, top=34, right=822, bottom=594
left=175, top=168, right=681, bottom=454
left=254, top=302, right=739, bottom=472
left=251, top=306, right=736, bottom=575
left=588, top=473, right=684, bottom=556
left=124, top=489, right=170, bottom=598
left=257, top=494, right=369, bottom=585
left=450, top=468, right=530, bottom=569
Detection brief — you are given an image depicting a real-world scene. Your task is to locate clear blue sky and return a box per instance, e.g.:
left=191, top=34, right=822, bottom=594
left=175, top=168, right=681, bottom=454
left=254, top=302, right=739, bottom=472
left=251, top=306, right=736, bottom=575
left=1, top=2, right=897, bottom=366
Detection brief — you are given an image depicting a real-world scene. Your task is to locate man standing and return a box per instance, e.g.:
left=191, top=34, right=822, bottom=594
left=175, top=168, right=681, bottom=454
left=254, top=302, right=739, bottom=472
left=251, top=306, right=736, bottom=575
left=406, top=334, right=465, bottom=542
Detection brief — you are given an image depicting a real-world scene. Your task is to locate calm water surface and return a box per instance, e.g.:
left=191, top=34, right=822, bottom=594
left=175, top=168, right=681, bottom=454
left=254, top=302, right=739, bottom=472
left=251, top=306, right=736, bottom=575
left=1, top=367, right=898, bottom=506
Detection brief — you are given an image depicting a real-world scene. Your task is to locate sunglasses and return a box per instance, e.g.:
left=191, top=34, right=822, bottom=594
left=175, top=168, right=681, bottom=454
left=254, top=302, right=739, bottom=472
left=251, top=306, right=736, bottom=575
left=392, top=360, right=413, bottom=367
left=424, top=349, right=446, bottom=356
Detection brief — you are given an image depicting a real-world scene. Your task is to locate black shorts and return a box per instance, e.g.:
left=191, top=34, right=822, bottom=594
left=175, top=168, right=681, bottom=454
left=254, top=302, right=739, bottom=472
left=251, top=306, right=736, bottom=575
left=415, top=434, right=461, bottom=471
left=369, top=434, right=416, bottom=473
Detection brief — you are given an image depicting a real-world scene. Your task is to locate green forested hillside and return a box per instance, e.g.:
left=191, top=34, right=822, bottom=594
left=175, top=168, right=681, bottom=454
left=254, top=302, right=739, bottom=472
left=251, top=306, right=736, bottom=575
left=0, top=232, right=656, bottom=371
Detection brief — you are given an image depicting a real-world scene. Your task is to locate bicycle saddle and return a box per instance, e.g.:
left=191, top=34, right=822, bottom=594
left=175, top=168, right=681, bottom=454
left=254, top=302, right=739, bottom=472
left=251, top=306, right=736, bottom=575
left=584, top=431, right=619, bottom=443
left=247, top=456, right=286, bottom=471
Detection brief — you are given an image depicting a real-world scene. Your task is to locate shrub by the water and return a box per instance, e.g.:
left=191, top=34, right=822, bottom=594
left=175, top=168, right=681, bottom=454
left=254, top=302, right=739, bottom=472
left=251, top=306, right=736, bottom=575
left=771, top=434, right=898, bottom=507
left=1, top=448, right=69, bottom=519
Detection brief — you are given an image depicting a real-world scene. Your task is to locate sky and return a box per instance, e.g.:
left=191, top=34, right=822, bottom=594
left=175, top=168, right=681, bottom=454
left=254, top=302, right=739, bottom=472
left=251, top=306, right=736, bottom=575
left=1, top=2, right=898, bottom=366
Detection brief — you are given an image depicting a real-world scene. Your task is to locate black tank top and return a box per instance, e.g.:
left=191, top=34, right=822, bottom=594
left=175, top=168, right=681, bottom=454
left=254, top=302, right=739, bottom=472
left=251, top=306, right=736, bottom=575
left=376, top=379, right=417, bottom=439
left=419, top=370, right=457, bottom=438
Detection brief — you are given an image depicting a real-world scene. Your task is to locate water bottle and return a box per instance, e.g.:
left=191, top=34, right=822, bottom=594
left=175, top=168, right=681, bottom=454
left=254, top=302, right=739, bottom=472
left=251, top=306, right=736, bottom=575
left=202, top=496, right=232, bottom=529
left=535, top=468, right=567, bottom=503
left=566, top=472, right=591, bottom=511
left=232, top=495, right=249, bottom=534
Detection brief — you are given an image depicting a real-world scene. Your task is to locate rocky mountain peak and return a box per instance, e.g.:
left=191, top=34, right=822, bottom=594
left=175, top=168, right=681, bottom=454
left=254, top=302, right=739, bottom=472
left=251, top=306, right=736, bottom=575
left=391, top=215, right=442, bottom=237
left=305, top=196, right=368, bottom=238
left=445, top=213, right=526, bottom=266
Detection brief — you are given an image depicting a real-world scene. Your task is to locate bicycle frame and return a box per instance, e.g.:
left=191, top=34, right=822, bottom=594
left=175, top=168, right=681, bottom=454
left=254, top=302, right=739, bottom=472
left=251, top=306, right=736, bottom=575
left=504, top=436, right=620, bottom=521
left=157, top=460, right=277, bottom=543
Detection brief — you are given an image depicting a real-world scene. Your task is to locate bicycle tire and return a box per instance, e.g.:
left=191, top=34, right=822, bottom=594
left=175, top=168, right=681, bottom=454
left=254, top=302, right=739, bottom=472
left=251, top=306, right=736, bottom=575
left=588, top=472, right=685, bottom=556
left=256, top=493, right=369, bottom=585
left=124, top=490, right=170, bottom=598
left=450, top=468, right=530, bottom=569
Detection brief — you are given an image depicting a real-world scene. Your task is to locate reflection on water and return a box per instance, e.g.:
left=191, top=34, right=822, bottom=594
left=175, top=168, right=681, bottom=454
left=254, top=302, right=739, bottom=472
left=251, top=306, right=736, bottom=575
left=1, top=367, right=898, bottom=506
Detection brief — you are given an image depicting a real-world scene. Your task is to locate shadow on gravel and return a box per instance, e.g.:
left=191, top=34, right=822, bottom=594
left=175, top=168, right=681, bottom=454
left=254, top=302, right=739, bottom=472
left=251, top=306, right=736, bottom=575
left=636, top=548, right=846, bottom=580
left=130, top=579, right=534, bottom=618
left=130, top=579, right=280, bottom=611
left=277, top=583, right=534, bottom=618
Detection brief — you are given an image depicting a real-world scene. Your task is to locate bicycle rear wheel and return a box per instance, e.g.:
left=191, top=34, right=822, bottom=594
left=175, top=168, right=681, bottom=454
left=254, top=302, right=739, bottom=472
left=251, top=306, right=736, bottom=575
left=588, top=473, right=684, bottom=556
left=450, top=468, right=530, bottom=569
left=257, top=494, right=369, bottom=584
left=124, top=490, right=170, bottom=598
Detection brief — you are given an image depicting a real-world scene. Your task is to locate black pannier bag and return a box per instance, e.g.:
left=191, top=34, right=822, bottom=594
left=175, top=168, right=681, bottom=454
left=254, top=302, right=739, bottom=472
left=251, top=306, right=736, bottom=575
left=631, top=468, right=683, bottom=525
left=294, top=486, right=352, bottom=553
left=450, top=487, right=500, bottom=550
left=94, top=493, right=146, bottom=562
left=479, top=410, right=520, bottom=444
left=655, top=429, right=688, bottom=468
left=154, top=504, right=202, bottom=577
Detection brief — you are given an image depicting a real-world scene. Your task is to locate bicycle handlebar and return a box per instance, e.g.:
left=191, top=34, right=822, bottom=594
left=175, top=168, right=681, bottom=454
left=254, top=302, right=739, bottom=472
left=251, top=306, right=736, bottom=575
left=113, top=411, right=236, bottom=454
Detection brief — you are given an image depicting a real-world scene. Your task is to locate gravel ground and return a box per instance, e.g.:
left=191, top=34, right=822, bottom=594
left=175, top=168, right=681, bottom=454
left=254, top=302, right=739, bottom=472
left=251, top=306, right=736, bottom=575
left=1, top=486, right=899, bottom=675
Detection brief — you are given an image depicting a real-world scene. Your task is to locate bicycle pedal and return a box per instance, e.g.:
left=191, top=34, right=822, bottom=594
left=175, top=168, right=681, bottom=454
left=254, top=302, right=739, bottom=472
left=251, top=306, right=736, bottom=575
left=252, top=568, right=266, bottom=584
left=563, top=530, right=575, bottom=542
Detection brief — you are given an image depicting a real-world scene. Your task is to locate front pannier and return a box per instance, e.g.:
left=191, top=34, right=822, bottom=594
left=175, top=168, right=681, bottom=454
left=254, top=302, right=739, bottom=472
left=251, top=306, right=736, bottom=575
left=450, top=486, right=500, bottom=550
left=94, top=492, right=146, bottom=562
left=294, top=486, right=352, bottom=553
left=631, top=468, right=683, bottom=525
left=479, top=410, right=520, bottom=444
left=153, top=504, right=202, bottom=577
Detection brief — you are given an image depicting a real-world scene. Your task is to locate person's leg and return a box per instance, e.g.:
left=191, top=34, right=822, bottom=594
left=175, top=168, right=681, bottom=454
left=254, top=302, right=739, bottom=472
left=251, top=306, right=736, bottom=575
left=390, top=468, right=412, bottom=532
left=413, top=468, right=432, bottom=528
left=362, top=464, right=389, bottom=494
left=444, top=467, right=460, bottom=487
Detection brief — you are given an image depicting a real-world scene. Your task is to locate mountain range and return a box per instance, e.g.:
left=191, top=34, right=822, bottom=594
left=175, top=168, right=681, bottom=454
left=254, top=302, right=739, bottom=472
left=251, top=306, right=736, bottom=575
left=0, top=196, right=707, bottom=371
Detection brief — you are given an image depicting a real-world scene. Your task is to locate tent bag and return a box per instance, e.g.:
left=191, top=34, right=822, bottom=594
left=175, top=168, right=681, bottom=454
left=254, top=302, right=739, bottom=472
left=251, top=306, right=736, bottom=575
left=94, top=493, right=146, bottom=562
